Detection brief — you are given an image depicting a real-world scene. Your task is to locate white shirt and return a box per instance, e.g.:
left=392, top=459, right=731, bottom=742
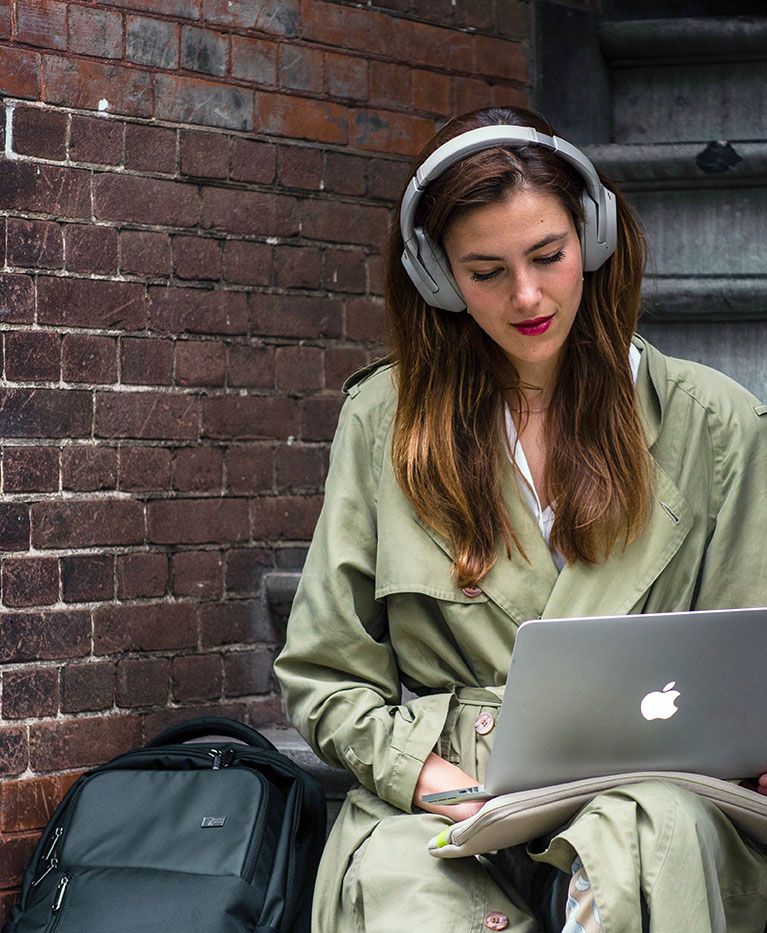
left=504, top=344, right=642, bottom=571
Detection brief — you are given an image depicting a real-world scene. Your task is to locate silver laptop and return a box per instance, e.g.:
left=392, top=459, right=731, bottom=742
left=423, top=607, right=767, bottom=805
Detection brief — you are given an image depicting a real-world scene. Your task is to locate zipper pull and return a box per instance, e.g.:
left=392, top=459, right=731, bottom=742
left=44, top=827, right=63, bottom=862
left=52, top=875, right=69, bottom=911
left=208, top=747, right=235, bottom=769
left=209, top=748, right=223, bottom=769
left=32, top=858, right=58, bottom=888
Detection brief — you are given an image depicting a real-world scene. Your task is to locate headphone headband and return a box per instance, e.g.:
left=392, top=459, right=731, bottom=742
left=400, top=124, right=617, bottom=312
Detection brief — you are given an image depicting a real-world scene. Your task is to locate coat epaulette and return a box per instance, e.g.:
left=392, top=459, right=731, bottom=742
left=342, top=355, right=394, bottom=398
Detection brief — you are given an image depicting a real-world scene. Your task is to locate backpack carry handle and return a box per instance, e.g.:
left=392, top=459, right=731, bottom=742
left=145, top=716, right=277, bottom=751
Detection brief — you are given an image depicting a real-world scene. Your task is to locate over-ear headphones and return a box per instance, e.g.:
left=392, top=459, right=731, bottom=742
left=399, top=125, right=617, bottom=313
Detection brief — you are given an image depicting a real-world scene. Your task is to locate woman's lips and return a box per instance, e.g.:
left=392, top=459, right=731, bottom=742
left=511, top=314, right=554, bottom=336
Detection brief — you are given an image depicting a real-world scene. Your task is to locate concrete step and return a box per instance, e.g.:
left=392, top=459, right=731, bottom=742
left=597, top=17, right=767, bottom=142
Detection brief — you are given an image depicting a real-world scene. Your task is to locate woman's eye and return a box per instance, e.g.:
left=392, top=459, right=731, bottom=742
left=536, top=249, right=565, bottom=265
left=470, top=269, right=501, bottom=282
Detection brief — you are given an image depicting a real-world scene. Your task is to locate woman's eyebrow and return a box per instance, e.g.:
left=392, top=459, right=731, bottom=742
left=458, top=231, right=568, bottom=262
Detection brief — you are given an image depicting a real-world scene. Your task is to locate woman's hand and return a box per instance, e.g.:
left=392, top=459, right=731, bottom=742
left=757, top=773, right=767, bottom=796
left=412, top=751, right=487, bottom=822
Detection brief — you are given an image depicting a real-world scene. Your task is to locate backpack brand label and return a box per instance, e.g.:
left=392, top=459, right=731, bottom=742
left=201, top=816, right=227, bottom=828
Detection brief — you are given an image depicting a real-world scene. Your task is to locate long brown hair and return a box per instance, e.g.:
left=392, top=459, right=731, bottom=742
left=384, top=106, right=652, bottom=587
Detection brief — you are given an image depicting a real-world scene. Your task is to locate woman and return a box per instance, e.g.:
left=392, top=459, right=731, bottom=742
left=274, top=106, right=767, bottom=932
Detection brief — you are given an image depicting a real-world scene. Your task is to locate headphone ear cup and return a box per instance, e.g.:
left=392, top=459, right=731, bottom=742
left=404, top=228, right=466, bottom=312
left=580, top=188, right=617, bottom=272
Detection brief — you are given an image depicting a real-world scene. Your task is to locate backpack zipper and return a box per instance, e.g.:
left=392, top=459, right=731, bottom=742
left=208, top=747, right=235, bottom=769
left=32, top=827, right=64, bottom=887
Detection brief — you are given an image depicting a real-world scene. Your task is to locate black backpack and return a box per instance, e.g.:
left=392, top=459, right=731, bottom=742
left=4, top=717, right=326, bottom=933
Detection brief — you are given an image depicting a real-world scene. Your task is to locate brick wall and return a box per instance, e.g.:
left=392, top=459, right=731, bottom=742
left=0, top=0, right=530, bottom=914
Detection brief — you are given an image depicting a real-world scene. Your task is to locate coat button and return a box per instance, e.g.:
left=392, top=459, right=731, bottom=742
left=462, top=585, right=482, bottom=597
left=484, top=911, right=509, bottom=930
left=474, top=712, right=495, bottom=735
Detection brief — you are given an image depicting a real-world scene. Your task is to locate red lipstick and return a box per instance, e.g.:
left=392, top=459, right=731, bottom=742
left=511, top=314, right=554, bottom=336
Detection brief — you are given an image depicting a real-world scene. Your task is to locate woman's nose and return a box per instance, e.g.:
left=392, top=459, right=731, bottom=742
left=508, top=271, right=542, bottom=314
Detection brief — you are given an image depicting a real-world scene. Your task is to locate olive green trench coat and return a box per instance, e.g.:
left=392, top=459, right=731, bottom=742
left=274, top=336, right=767, bottom=932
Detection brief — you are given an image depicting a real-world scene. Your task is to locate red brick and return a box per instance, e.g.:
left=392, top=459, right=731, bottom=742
left=412, top=68, right=452, bottom=115
left=226, top=343, right=274, bottom=388
left=17, top=0, right=67, bottom=50
left=490, top=84, right=529, bottom=109
left=0, top=775, right=67, bottom=833
left=31, top=500, right=144, bottom=548
left=42, top=55, right=153, bottom=118
left=274, top=444, right=326, bottom=493
left=143, top=701, right=249, bottom=738
left=0, top=504, right=30, bottom=552
left=325, top=51, right=368, bottom=102
left=200, top=600, right=276, bottom=648
left=230, top=137, right=277, bottom=184
left=116, top=551, right=168, bottom=599
left=405, top=19, right=473, bottom=72
left=29, top=715, right=143, bottom=772
left=0, top=611, right=90, bottom=663
left=124, top=123, right=177, bottom=173
left=118, top=446, right=172, bottom=492
left=156, top=73, right=253, bottom=131
left=95, top=391, right=199, bottom=440
left=300, top=394, right=344, bottom=441
left=325, top=344, right=372, bottom=389
left=2, top=446, right=59, bottom=493
left=2, top=557, right=59, bottom=608
left=300, top=198, right=389, bottom=249
left=172, top=446, right=223, bottom=492
left=6, top=217, right=64, bottom=270
left=472, top=34, right=526, bottom=83
left=345, top=295, right=386, bottom=341
left=255, top=91, right=348, bottom=144
left=250, top=495, right=323, bottom=540
left=230, top=34, right=277, bottom=86
left=61, top=445, right=118, bottom=491
left=324, top=248, right=367, bottom=293
left=276, top=143, right=322, bottom=191
left=370, top=60, right=411, bottom=109
left=64, top=224, right=119, bottom=275
left=0, top=831, right=38, bottom=888
left=4, top=331, right=61, bottom=382
left=223, top=647, right=274, bottom=696
left=273, top=245, right=321, bottom=289
left=367, top=156, right=408, bottom=202
left=94, top=602, right=197, bottom=653
left=279, top=43, right=323, bottom=93
left=301, top=0, right=392, bottom=53
left=62, top=334, right=118, bottom=384
left=171, top=549, right=222, bottom=599
left=222, top=241, right=272, bottom=287
left=116, top=657, right=170, bottom=707
left=172, top=235, right=222, bottom=281
left=101, top=0, right=199, bottom=19
left=172, top=653, right=222, bottom=701
left=120, top=337, right=175, bottom=386
left=12, top=105, right=67, bottom=159
left=324, top=151, right=368, bottom=196
left=148, top=286, right=248, bottom=335
left=147, top=499, right=249, bottom=545
left=349, top=107, right=436, bottom=156
left=0, top=275, right=35, bottom=324
left=61, top=553, right=115, bottom=603
left=175, top=340, right=226, bottom=387
left=201, top=396, right=300, bottom=440
left=0, top=388, right=91, bottom=439
left=2, top=668, right=59, bottom=719
left=248, top=292, right=342, bottom=339
left=0, top=162, right=90, bottom=218
left=200, top=187, right=298, bottom=237
left=0, top=45, right=41, bottom=99
left=179, top=128, right=228, bottom=179
left=68, top=4, right=123, bottom=58
left=275, top=346, right=323, bottom=393
left=0, top=726, right=29, bottom=777
left=246, top=694, right=284, bottom=727
left=69, top=113, right=124, bottom=166
left=203, top=0, right=298, bottom=36
left=368, top=253, right=384, bottom=295
left=224, top=546, right=271, bottom=595
left=61, top=661, right=116, bottom=713
left=120, top=230, right=173, bottom=278
left=94, top=174, right=199, bottom=227
left=225, top=446, right=272, bottom=494
left=37, top=277, right=147, bottom=330
left=126, top=14, right=179, bottom=68
left=182, top=24, right=228, bottom=76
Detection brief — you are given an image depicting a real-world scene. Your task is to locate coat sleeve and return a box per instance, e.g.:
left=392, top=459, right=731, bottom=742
left=692, top=400, right=767, bottom=609
left=273, top=386, right=454, bottom=813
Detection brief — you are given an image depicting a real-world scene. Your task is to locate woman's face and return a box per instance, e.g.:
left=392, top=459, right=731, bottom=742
left=442, top=187, right=584, bottom=386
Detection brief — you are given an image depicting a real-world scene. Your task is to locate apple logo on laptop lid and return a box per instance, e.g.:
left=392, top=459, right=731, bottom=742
left=640, top=681, right=681, bottom=721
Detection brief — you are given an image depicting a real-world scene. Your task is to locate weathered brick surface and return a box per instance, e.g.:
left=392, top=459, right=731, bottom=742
left=0, top=0, right=531, bottom=915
